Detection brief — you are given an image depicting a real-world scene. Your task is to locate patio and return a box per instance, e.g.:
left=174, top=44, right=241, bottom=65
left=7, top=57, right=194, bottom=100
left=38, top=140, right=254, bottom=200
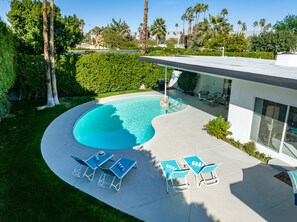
left=41, top=91, right=297, bottom=222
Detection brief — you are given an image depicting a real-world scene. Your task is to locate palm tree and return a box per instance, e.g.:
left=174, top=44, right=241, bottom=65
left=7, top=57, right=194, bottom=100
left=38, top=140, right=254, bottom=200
left=263, top=23, right=271, bottom=32
left=253, top=21, right=258, bottom=35
left=195, top=18, right=212, bottom=47
left=202, top=4, right=209, bottom=18
left=241, top=22, right=247, bottom=33
left=181, top=13, right=187, bottom=34
left=209, top=13, right=233, bottom=36
left=79, top=19, right=85, bottom=33
left=237, top=20, right=242, bottom=33
left=193, top=3, right=202, bottom=33
left=50, top=0, right=59, bottom=105
left=186, top=7, right=194, bottom=36
left=220, top=8, right=228, bottom=18
left=42, top=0, right=54, bottom=107
left=193, top=3, right=209, bottom=34
left=141, top=0, right=148, bottom=54
left=175, top=23, right=178, bottom=35
left=92, top=26, right=103, bottom=47
left=150, top=17, right=166, bottom=46
left=259, top=18, right=266, bottom=32
left=138, top=22, right=143, bottom=40
left=108, top=19, right=130, bottom=38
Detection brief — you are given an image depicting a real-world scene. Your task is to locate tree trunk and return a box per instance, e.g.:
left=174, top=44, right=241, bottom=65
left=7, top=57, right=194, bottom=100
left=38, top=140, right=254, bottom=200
left=195, top=13, right=200, bottom=33
left=141, top=0, right=148, bottom=55
left=50, top=0, right=59, bottom=105
left=43, top=0, right=54, bottom=107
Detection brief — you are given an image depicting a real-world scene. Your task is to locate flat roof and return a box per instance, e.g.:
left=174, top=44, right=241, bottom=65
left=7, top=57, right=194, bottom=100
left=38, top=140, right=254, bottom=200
left=139, top=56, right=297, bottom=90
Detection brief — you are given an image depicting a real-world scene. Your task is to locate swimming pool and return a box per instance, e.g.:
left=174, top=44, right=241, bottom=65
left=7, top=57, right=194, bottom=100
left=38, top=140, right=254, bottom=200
left=73, top=96, right=186, bottom=149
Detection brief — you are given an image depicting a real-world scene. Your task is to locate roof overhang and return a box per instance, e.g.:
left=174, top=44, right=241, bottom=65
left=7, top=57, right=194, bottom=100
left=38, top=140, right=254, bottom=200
left=139, top=56, right=297, bottom=90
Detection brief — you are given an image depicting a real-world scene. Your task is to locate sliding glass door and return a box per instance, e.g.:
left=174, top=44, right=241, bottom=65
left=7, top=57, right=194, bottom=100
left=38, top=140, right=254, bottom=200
left=282, top=106, right=297, bottom=159
left=250, top=98, right=287, bottom=152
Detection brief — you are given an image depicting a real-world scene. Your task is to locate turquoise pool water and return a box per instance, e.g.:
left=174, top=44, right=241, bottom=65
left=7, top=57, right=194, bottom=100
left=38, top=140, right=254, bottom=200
left=73, top=96, right=186, bottom=149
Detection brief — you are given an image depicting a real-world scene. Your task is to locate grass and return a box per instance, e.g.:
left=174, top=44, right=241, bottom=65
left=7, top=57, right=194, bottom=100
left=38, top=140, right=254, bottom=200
left=0, top=94, right=141, bottom=221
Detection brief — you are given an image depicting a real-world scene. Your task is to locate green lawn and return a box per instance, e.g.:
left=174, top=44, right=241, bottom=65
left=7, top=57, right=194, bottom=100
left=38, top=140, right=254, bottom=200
left=0, top=93, right=142, bottom=221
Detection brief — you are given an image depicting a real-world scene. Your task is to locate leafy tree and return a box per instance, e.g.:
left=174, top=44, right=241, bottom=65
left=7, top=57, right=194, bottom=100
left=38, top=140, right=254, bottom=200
left=225, top=33, right=250, bottom=52
left=204, top=32, right=228, bottom=49
left=251, top=30, right=297, bottom=54
left=274, top=14, right=297, bottom=34
left=62, top=14, right=84, bottom=51
left=177, top=71, right=198, bottom=94
left=7, top=0, right=83, bottom=54
left=191, top=18, right=213, bottom=48
left=150, top=18, right=167, bottom=46
left=103, top=19, right=135, bottom=49
left=165, top=38, right=177, bottom=48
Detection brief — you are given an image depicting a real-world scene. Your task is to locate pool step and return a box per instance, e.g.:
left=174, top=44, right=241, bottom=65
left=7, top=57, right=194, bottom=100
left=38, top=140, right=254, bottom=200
left=162, top=103, right=187, bottom=114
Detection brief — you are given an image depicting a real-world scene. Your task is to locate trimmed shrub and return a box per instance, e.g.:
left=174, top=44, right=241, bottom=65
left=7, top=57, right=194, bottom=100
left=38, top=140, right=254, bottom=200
left=0, top=19, right=16, bottom=120
left=177, top=71, right=199, bottom=94
left=204, top=115, right=232, bottom=139
left=75, top=53, right=164, bottom=94
left=243, top=141, right=256, bottom=155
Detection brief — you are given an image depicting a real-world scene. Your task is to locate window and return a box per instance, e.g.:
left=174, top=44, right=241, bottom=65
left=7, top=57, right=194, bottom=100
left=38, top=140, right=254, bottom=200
left=250, top=98, right=287, bottom=152
left=282, top=106, right=297, bottom=159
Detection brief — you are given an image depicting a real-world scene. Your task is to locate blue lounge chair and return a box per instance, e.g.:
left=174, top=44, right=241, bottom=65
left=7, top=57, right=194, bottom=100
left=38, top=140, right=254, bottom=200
left=98, top=158, right=138, bottom=191
left=160, top=160, right=190, bottom=193
left=71, top=152, right=114, bottom=181
left=287, top=170, right=297, bottom=205
left=184, top=156, right=221, bottom=187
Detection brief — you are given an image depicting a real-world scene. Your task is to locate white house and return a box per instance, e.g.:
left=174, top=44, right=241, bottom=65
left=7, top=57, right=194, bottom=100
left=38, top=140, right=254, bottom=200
left=140, top=55, right=297, bottom=166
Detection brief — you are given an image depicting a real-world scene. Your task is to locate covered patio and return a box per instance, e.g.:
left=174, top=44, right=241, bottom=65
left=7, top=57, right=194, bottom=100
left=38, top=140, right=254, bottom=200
left=41, top=91, right=297, bottom=222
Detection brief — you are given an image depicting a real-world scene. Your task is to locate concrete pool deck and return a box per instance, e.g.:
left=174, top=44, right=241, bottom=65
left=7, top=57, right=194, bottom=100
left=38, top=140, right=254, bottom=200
left=41, top=91, right=297, bottom=222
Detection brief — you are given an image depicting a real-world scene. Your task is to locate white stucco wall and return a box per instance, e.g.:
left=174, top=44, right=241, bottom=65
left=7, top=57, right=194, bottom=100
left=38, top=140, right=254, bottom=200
left=194, top=75, right=224, bottom=95
left=275, top=54, right=297, bottom=67
left=228, top=79, right=297, bottom=165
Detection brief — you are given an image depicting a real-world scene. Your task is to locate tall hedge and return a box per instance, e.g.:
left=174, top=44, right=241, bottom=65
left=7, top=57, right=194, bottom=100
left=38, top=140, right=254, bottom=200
left=15, top=55, right=45, bottom=99
left=15, top=54, right=90, bottom=99
left=147, top=48, right=275, bottom=59
left=76, top=53, right=164, bottom=94
left=0, top=19, right=16, bottom=120
left=55, top=54, right=90, bottom=96
left=13, top=50, right=275, bottom=99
